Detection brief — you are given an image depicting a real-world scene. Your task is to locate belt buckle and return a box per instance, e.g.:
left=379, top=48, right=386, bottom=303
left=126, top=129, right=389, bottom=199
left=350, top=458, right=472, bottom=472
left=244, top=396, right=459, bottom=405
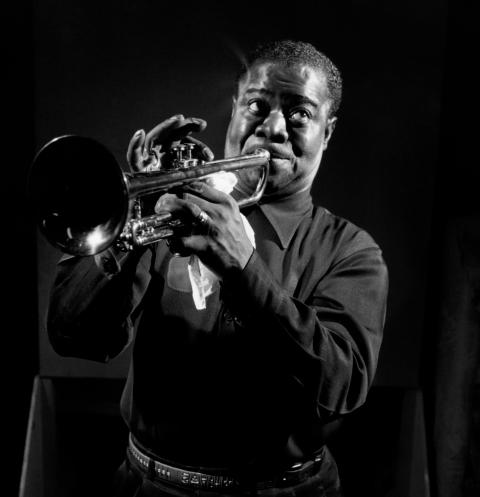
left=286, top=460, right=311, bottom=474
left=279, top=459, right=317, bottom=487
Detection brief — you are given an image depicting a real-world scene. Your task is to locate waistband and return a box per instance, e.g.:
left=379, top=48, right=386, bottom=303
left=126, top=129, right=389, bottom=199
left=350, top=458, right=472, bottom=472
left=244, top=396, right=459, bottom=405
left=128, top=434, right=325, bottom=491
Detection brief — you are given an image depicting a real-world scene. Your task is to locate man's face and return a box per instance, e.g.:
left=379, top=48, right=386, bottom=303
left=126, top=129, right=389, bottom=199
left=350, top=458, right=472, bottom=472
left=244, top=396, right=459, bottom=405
left=225, top=61, right=337, bottom=198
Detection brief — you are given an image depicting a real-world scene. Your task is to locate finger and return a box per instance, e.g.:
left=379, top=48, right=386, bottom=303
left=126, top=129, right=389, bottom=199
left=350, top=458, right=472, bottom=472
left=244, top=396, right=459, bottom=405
left=144, top=116, right=207, bottom=151
left=126, top=129, right=146, bottom=171
left=178, top=234, right=210, bottom=253
left=154, top=193, right=184, bottom=213
left=154, top=194, right=206, bottom=221
left=161, top=118, right=207, bottom=146
left=165, top=237, right=194, bottom=258
left=155, top=195, right=215, bottom=240
left=144, top=114, right=184, bottom=152
left=166, top=235, right=212, bottom=259
left=183, top=136, right=214, bottom=161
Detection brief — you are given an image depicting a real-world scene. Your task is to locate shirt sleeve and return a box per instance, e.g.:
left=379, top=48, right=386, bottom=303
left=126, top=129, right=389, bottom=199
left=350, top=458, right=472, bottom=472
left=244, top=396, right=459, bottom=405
left=222, top=240, right=388, bottom=418
left=46, top=247, right=153, bottom=362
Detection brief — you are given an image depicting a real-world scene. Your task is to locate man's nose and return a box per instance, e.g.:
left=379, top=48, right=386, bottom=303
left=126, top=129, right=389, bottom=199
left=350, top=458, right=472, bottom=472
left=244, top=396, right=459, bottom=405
left=255, top=111, right=288, bottom=143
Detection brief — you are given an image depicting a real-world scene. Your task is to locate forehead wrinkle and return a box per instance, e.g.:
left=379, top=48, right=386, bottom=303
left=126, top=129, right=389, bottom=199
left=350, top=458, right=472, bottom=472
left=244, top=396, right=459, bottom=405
left=244, top=88, right=274, bottom=96
left=241, top=63, right=326, bottom=105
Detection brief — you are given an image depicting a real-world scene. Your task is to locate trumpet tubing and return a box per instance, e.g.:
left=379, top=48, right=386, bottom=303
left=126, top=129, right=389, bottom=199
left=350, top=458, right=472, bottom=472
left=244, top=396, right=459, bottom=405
left=28, top=135, right=270, bottom=256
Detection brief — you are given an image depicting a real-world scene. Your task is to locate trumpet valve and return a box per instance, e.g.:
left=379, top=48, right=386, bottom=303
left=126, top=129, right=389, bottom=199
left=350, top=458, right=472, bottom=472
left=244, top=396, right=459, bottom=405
left=168, top=143, right=203, bottom=170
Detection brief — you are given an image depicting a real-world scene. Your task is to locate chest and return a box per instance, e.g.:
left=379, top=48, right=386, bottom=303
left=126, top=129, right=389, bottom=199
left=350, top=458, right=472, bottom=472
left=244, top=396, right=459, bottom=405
left=152, top=210, right=324, bottom=334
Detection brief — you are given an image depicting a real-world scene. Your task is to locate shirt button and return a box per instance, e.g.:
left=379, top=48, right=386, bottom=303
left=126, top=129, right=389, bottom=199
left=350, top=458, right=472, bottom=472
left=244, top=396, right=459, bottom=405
left=223, top=310, right=243, bottom=327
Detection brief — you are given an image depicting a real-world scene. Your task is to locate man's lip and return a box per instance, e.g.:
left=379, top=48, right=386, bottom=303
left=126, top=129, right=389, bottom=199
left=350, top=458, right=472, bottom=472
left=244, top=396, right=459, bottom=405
left=246, top=146, right=292, bottom=160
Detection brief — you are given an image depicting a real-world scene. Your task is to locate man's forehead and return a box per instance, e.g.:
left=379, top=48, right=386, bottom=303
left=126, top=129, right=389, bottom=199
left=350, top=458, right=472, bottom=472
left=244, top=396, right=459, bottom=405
left=238, top=61, right=329, bottom=100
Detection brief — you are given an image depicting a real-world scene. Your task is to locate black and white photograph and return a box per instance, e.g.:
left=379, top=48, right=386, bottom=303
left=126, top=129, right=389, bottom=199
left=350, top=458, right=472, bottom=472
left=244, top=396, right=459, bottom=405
left=5, top=1, right=477, bottom=496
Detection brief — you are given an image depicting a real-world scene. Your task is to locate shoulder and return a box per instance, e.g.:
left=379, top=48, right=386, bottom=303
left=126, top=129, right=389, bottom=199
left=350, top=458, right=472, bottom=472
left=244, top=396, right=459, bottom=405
left=309, top=205, right=383, bottom=263
left=291, top=205, right=387, bottom=303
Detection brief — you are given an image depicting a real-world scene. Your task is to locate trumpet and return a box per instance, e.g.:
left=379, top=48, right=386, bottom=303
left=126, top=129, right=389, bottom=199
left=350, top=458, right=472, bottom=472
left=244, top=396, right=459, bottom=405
left=28, top=135, right=270, bottom=256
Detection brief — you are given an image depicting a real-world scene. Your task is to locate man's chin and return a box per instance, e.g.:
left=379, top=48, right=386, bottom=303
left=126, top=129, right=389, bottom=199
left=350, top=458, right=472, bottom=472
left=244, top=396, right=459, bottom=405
left=263, top=175, right=294, bottom=197
left=265, top=160, right=292, bottom=185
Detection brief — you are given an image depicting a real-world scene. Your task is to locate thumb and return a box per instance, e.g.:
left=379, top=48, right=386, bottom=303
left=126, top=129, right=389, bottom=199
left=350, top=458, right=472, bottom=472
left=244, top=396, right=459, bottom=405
left=126, top=129, right=146, bottom=171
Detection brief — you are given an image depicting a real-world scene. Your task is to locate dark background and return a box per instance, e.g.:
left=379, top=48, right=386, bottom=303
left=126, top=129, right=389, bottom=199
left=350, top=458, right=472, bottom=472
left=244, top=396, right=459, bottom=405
left=5, top=0, right=476, bottom=495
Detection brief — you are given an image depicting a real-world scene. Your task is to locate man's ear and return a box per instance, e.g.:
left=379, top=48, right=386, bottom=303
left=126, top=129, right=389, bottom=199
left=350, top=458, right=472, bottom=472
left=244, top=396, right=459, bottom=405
left=323, top=116, right=337, bottom=150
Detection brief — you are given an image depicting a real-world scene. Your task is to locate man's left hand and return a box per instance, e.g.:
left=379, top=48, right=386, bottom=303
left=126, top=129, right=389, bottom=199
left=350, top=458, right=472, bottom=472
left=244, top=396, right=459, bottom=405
left=155, top=182, right=254, bottom=278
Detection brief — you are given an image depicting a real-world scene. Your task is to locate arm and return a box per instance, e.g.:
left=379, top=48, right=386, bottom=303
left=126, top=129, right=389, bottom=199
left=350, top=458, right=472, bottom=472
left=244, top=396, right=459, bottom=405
left=47, top=116, right=213, bottom=362
left=47, top=248, right=153, bottom=362
left=222, top=242, right=388, bottom=417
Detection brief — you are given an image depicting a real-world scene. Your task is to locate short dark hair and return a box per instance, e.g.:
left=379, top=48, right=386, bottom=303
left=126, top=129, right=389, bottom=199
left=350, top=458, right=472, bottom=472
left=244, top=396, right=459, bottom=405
left=236, top=40, right=343, bottom=117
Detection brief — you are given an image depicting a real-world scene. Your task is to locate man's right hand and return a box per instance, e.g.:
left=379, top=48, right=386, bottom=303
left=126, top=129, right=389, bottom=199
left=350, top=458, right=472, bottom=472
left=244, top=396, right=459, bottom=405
left=126, top=114, right=214, bottom=172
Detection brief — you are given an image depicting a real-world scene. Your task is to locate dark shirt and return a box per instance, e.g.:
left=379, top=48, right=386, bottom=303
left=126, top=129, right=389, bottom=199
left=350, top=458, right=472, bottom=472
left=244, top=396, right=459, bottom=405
left=47, top=189, right=388, bottom=474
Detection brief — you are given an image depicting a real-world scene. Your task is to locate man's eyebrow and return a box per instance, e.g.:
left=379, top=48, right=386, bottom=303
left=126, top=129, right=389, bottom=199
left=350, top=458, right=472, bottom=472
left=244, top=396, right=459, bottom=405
left=287, top=95, right=319, bottom=108
left=243, top=89, right=319, bottom=108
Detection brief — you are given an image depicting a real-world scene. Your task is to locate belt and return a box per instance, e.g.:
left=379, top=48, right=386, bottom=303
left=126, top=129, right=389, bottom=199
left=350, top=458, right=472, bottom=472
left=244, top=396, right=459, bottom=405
left=128, top=434, right=324, bottom=491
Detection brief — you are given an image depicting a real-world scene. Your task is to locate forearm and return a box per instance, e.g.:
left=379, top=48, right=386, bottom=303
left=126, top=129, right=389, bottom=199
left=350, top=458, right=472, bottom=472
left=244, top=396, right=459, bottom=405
left=47, top=248, right=153, bottom=362
left=222, top=248, right=388, bottom=416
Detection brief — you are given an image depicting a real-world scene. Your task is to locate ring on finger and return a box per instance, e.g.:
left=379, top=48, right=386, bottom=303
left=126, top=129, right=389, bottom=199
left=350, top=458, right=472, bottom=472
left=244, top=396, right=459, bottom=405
left=196, top=210, right=210, bottom=227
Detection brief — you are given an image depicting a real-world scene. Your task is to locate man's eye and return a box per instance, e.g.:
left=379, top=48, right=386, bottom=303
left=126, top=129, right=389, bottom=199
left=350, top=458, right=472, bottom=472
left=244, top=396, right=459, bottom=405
left=247, top=100, right=267, bottom=115
left=289, top=109, right=311, bottom=124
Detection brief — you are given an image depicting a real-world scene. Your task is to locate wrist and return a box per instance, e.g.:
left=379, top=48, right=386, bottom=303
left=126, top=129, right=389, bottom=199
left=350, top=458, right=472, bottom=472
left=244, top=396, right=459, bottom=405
left=239, top=244, right=255, bottom=271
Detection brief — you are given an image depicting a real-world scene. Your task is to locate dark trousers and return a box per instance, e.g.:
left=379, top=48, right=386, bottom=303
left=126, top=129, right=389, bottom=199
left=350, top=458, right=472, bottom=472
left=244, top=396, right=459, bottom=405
left=111, top=448, right=343, bottom=497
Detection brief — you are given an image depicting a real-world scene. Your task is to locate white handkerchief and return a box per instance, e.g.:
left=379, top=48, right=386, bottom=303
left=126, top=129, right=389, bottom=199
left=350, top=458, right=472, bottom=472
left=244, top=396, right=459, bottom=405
left=187, top=172, right=255, bottom=310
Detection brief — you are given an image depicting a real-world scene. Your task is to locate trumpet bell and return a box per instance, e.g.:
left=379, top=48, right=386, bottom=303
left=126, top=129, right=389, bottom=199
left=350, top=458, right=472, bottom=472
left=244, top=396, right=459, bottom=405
left=29, top=135, right=129, bottom=256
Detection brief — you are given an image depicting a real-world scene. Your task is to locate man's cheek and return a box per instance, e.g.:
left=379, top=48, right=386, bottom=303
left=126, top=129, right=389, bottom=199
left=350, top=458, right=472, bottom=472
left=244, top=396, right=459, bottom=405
left=235, top=124, right=254, bottom=152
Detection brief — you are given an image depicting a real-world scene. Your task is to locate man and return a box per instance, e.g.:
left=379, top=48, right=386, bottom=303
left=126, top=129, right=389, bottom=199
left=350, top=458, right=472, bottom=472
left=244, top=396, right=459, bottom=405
left=47, top=40, right=388, bottom=496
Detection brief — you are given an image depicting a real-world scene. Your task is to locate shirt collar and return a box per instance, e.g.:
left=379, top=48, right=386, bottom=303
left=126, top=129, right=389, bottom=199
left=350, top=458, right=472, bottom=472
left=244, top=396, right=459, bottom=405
left=257, top=189, right=313, bottom=249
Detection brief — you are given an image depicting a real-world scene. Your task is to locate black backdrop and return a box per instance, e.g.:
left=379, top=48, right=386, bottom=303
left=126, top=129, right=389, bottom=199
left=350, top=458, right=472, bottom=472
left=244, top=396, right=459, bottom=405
left=5, top=0, right=476, bottom=495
